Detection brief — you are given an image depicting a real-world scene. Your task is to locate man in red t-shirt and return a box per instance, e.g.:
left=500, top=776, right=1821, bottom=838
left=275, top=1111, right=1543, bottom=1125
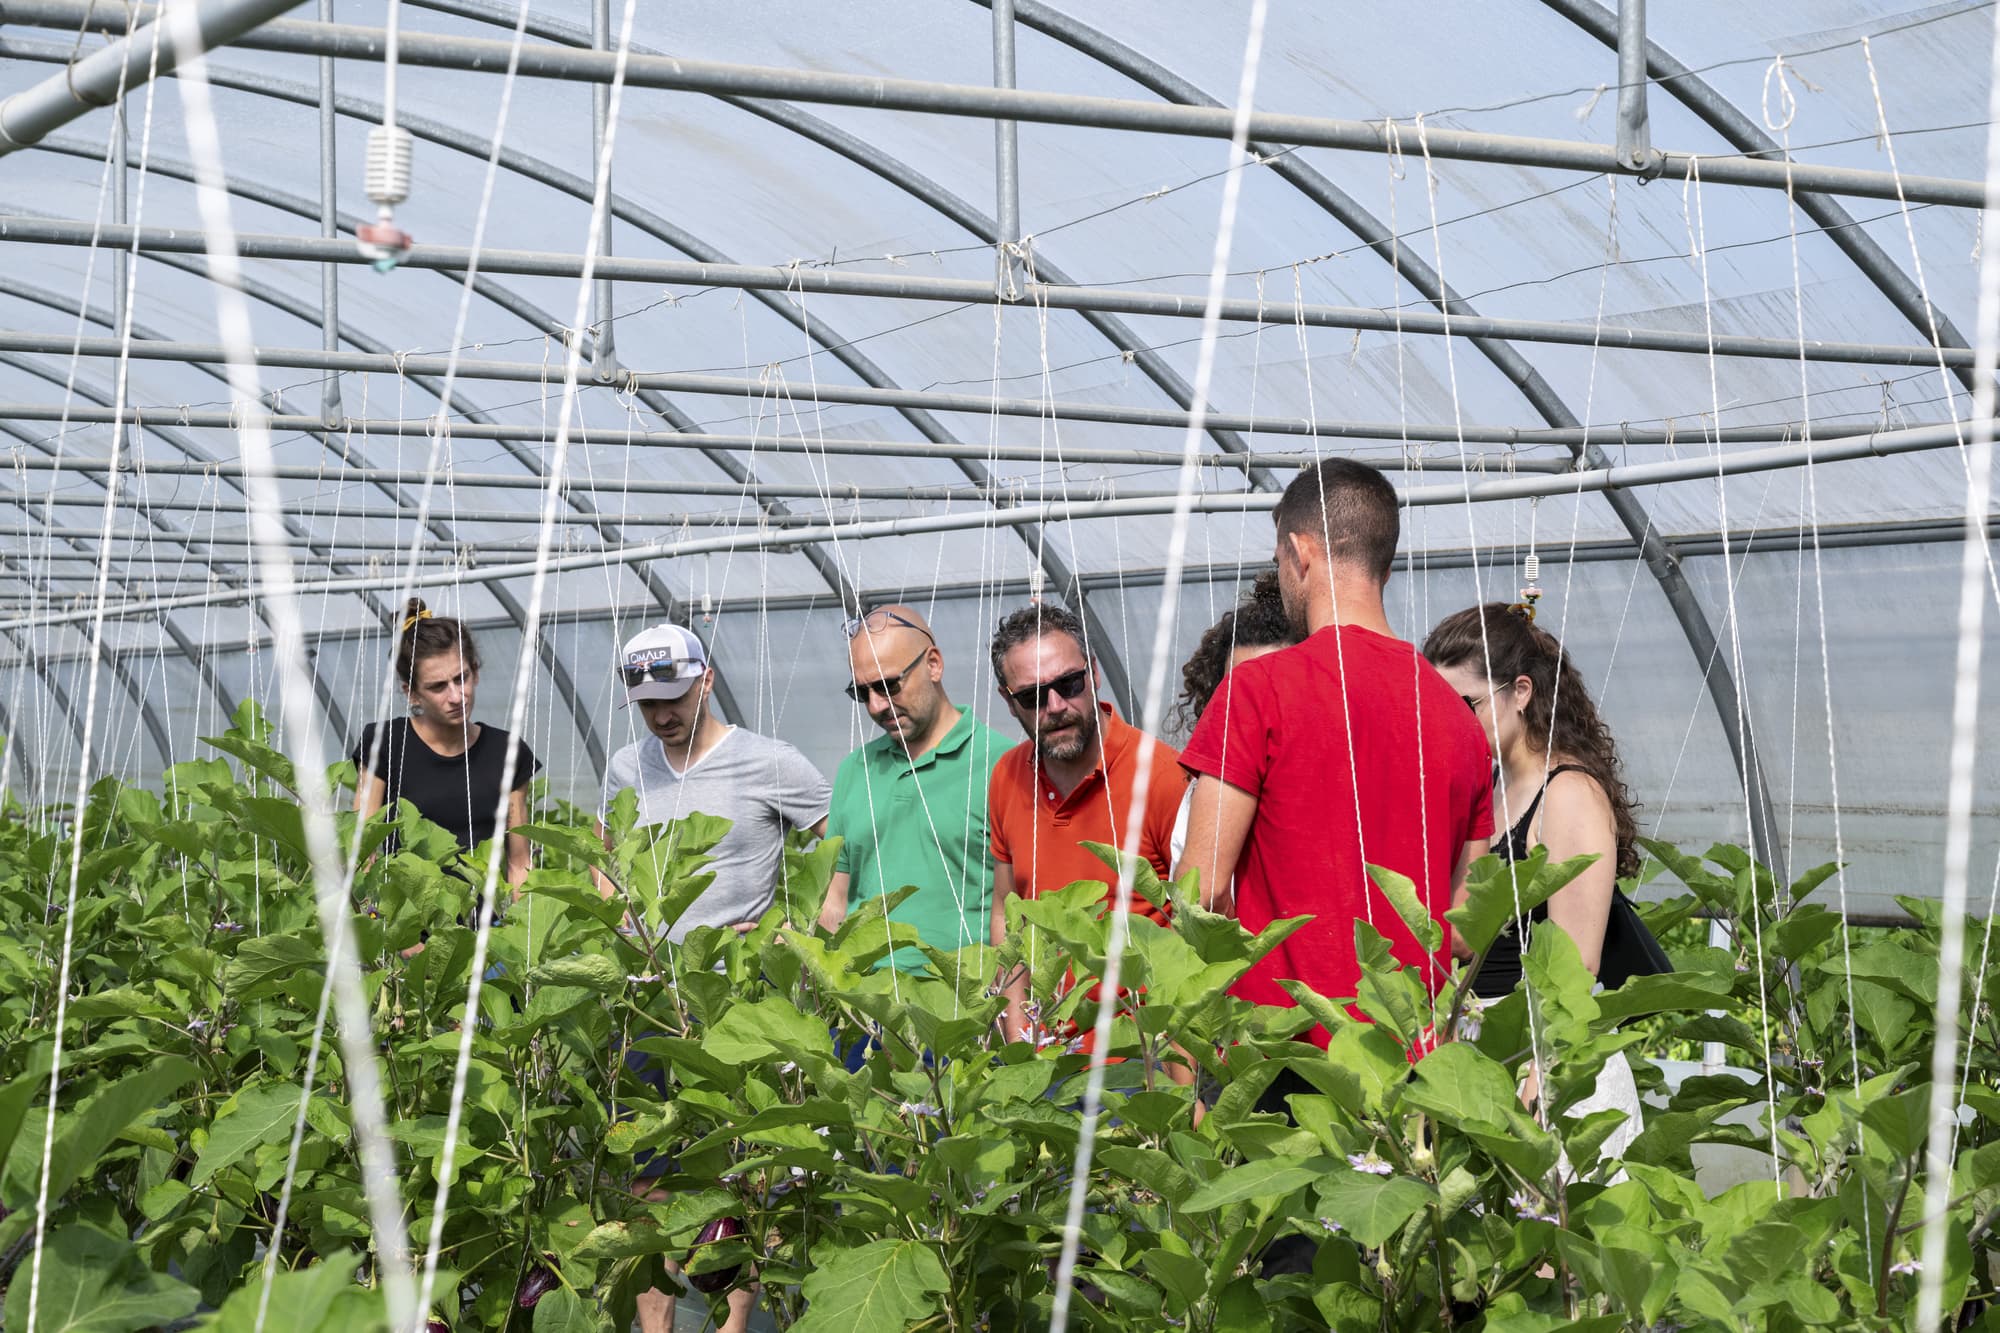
left=985, top=603, right=1182, bottom=1044
left=1178, top=459, right=1494, bottom=1049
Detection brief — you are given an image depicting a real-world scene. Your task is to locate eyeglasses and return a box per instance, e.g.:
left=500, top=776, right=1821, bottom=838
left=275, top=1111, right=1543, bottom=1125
left=1460, top=693, right=1482, bottom=712
left=622, top=659, right=700, bottom=689
left=845, top=647, right=932, bottom=704
left=1003, top=667, right=1093, bottom=714
left=843, top=608, right=934, bottom=643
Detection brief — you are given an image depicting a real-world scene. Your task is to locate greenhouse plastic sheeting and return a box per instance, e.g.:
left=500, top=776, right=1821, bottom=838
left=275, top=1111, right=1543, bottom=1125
left=0, top=0, right=1994, bottom=915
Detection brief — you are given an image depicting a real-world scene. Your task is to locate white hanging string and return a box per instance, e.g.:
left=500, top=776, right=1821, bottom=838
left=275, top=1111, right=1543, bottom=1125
left=1913, top=4, right=2000, bottom=1323
left=1050, top=2, right=1269, bottom=1326
left=412, top=0, right=641, bottom=1323
left=1285, top=267, right=1374, bottom=935
left=22, top=20, right=166, bottom=1328
left=1410, top=121, right=1535, bottom=1062
left=1860, top=37, right=2000, bottom=610
left=1762, top=54, right=1872, bottom=1248
left=140, top=10, right=418, bottom=1328
left=1682, top=155, right=1785, bottom=1189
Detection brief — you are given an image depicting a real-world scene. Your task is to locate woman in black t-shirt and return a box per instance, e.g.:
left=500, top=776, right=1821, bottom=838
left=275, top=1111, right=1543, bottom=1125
left=352, top=597, right=540, bottom=887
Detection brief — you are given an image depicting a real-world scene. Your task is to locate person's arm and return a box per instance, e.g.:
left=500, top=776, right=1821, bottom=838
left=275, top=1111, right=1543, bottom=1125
left=1534, top=773, right=1617, bottom=977
left=504, top=787, right=532, bottom=890
left=354, top=770, right=387, bottom=820
left=808, top=815, right=828, bottom=839
left=818, top=870, right=850, bottom=933
left=593, top=818, right=619, bottom=902
left=989, top=859, right=1030, bottom=1043
left=1172, top=774, right=1257, bottom=916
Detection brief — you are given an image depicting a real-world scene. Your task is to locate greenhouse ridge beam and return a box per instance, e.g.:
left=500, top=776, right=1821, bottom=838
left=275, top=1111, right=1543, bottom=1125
left=0, top=213, right=1974, bottom=371
left=0, top=0, right=305, bottom=156
left=0, top=452, right=1268, bottom=504
left=13, top=515, right=1990, bottom=637
left=11, top=0, right=1989, bottom=209
left=0, top=421, right=1978, bottom=632
left=0, top=403, right=1569, bottom=472
left=0, top=327, right=1955, bottom=448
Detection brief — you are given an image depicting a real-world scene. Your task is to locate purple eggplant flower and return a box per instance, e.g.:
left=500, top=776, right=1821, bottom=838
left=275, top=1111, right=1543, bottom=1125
left=1347, top=1151, right=1393, bottom=1176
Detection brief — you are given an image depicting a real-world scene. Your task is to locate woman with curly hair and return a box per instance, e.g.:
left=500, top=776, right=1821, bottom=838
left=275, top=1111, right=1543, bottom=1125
left=1170, top=571, right=1301, bottom=864
left=1421, top=602, right=1640, bottom=996
left=1423, top=600, right=1645, bottom=1167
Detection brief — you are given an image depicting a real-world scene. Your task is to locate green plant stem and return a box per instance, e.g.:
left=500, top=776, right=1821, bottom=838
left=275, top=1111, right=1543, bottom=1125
left=1876, top=1160, right=1916, bottom=1317
left=1443, top=942, right=1498, bottom=1042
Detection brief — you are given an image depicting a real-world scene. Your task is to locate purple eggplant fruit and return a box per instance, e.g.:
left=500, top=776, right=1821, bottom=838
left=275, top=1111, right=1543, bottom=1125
left=427, top=1320, right=450, bottom=1333
left=686, top=1216, right=745, bottom=1294
left=515, top=1260, right=560, bottom=1309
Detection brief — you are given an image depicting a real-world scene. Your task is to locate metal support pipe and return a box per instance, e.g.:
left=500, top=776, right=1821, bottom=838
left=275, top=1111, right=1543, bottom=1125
left=0, top=0, right=305, bottom=156
left=1614, top=0, right=1652, bottom=172
left=0, top=211, right=1973, bottom=371
left=18, top=514, right=1995, bottom=604
left=318, top=0, right=340, bottom=425
left=0, top=419, right=1978, bottom=632
left=0, top=324, right=1959, bottom=447
left=8, top=513, right=1993, bottom=643
left=7, top=0, right=1987, bottom=207
left=0, top=398, right=1534, bottom=471
left=991, top=0, right=1022, bottom=300
left=0, top=449, right=1257, bottom=503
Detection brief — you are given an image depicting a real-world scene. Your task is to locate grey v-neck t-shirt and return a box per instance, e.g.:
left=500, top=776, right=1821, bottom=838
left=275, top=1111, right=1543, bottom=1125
left=600, top=727, right=831, bottom=942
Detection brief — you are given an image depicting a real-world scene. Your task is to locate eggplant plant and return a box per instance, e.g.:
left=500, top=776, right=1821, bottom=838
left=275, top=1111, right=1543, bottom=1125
left=0, top=705, right=1994, bottom=1331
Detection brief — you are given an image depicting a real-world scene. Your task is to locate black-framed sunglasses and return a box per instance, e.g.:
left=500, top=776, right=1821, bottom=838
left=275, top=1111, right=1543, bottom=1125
left=621, top=659, right=700, bottom=689
left=1003, top=667, right=1093, bottom=714
left=843, top=608, right=934, bottom=643
left=845, top=646, right=933, bottom=704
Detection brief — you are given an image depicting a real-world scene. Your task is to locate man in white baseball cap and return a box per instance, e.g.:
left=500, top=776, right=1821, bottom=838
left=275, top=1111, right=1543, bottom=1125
left=600, top=623, right=829, bottom=1333
left=598, top=623, right=830, bottom=942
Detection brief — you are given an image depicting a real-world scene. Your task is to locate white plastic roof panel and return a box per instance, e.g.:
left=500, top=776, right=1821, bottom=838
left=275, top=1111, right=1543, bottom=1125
left=0, top=0, right=1993, bottom=910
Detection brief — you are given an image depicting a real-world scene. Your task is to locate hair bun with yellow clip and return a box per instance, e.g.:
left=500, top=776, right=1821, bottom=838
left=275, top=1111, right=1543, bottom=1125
left=400, top=596, right=435, bottom=634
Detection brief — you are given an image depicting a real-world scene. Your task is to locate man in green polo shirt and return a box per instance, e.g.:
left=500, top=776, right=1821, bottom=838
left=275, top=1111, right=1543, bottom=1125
left=819, top=604, right=1006, bottom=969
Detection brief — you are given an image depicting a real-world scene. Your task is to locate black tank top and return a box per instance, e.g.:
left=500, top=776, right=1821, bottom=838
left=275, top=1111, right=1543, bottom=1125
left=1470, top=764, right=1589, bottom=999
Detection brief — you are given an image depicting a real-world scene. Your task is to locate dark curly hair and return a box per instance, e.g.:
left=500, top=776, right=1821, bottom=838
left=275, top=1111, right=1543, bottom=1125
left=394, top=596, right=481, bottom=690
left=1422, top=603, right=1639, bottom=878
left=1173, top=571, right=1299, bottom=736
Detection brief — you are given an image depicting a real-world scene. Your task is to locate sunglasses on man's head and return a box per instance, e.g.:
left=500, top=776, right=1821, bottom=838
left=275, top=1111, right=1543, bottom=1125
left=845, top=646, right=932, bottom=704
left=1003, top=667, right=1092, bottom=714
left=843, top=608, right=934, bottom=643
left=621, top=659, right=699, bottom=689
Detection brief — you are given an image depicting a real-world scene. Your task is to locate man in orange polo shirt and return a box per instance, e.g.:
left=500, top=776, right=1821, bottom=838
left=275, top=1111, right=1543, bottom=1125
left=985, top=603, right=1183, bottom=1044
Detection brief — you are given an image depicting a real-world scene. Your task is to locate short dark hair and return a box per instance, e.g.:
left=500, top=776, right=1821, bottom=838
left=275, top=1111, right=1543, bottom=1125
left=1270, top=458, right=1400, bottom=583
left=394, top=596, right=480, bottom=689
left=989, top=602, right=1089, bottom=687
